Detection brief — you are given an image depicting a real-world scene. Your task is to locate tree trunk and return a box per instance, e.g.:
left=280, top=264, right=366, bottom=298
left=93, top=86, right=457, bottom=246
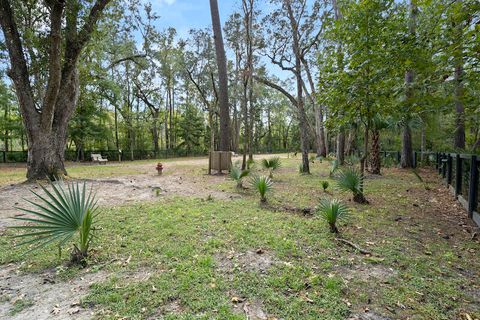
left=370, top=129, right=381, bottom=175
left=209, top=0, right=231, bottom=151
left=454, top=64, right=465, bottom=149
left=285, top=0, right=309, bottom=174
left=401, top=124, right=413, bottom=168
left=336, top=130, right=345, bottom=165
left=345, top=127, right=356, bottom=156
left=360, top=124, right=369, bottom=177
left=315, top=106, right=327, bottom=157
left=401, top=0, right=416, bottom=168
left=0, top=0, right=110, bottom=180
left=420, top=123, right=426, bottom=162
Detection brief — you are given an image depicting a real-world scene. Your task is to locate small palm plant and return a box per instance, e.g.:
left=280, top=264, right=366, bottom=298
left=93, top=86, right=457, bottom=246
left=315, top=198, right=349, bottom=233
left=229, top=166, right=250, bottom=188
left=321, top=180, right=329, bottom=192
left=336, top=168, right=368, bottom=203
left=11, top=181, right=98, bottom=264
left=251, top=175, right=273, bottom=203
left=261, top=157, right=281, bottom=178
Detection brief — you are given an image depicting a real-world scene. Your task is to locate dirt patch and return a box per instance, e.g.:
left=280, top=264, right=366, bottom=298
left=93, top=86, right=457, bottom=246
left=335, top=263, right=397, bottom=283
left=232, top=299, right=270, bottom=320
left=347, top=311, right=391, bottom=320
left=0, top=166, right=238, bottom=230
left=0, top=263, right=107, bottom=320
left=215, top=250, right=277, bottom=277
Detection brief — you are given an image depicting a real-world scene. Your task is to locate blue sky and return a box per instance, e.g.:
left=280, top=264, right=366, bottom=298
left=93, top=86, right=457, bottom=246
left=151, top=0, right=241, bottom=39
left=148, top=0, right=289, bottom=80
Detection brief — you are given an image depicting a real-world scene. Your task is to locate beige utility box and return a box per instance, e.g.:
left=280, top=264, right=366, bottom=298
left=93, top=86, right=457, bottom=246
left=210, top=151, right=232, bottom=173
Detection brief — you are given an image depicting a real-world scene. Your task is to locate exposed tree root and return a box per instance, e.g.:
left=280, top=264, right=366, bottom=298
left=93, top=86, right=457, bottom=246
left=336, top=238, right=372, bottom=255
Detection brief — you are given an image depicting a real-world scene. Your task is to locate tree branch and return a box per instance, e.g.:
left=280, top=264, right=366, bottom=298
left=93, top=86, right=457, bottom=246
left=253, top=75, right=297, bottom=108
left=42, top=0, right=65, bottom=129
left=0, top=0, right=39, bottom=125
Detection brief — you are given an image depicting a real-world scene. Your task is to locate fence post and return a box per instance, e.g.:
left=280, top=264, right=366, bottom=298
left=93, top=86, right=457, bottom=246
left=447, top=154, right=453, bottom=184
left=455, top=154, right=462, bottom=196
left=468, top=155, right=478, bottom=218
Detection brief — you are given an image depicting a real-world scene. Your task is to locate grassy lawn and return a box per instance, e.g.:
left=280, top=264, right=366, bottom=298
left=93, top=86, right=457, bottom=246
left=1, top=156, right=479, bottom=319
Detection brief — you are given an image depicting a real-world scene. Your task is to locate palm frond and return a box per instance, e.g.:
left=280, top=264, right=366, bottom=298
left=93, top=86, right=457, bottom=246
left=251, top=175, right=273, bottom=202
left=316, top=198, right=349, bottom=233
left=11, top=180, right=98, bottom=259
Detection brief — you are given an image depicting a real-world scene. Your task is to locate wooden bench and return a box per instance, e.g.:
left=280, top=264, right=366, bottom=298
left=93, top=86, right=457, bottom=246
left=91, top=153, right=108, bottom=164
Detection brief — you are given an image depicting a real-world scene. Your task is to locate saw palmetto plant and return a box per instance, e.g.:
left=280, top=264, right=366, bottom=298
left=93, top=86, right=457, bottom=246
left=336, top=167, right=368, bottom=203
left=251, top=175, right=273, bottom=203
left=11, top=181, right=99, bottom=264
left=261, top=157, right=281, bottom=178
left=315, top=198, right=349, bottom=233
left=229, top=166, right=250, bottom=188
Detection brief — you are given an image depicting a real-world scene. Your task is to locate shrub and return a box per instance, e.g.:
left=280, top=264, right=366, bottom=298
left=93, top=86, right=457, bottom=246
left=12, top=181, right=99, bottom=264
left=298, top=163, right=304, bottom=173
left=251, top=175, right=273, bottom=203
left=315, top=198, right=349, bottom=233
left=229, top=166, right=250, bottom=188
left=261, top=157, right=281, bottom=178
left=321, top=180, right=329, bottom=192
left=247, top=158, right=256, bottom=169
left=336, top=168, right=368, bottom=203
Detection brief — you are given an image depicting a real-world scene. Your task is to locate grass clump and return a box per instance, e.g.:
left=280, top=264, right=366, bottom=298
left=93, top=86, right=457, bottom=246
left=229, top=166, right=250, bottom=188
left=261, top=157, right=281, bottom=178
left=336, top=167, right=368, bottom=204
left=251, top=175, right=273, bottom=203
left=315, top=198, right=349, bottom=233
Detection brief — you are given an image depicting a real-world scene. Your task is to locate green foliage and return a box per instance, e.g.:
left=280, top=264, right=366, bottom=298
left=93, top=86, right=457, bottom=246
left=178, top=103, right=205, bottom=154
left=261, top=157, right=281, bottom=178
left=229, top=166, right=250, bottom=188
left=321, top=180, right=329, bottom=192
left=329, top=160, right=339, bottom=177
left=11, top=181, right=98, bottom=263
left=250, top=175, right=273, bottom=203
left=315, top=198, right=349, bottom=233
left=336, top=168, right=367, bottom=204
left=247, top=158, right=256, bottom=170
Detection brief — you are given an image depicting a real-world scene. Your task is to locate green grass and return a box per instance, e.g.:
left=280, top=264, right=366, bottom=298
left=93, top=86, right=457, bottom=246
left=1, top=156, right=479, bottom=319
left=9, top=298, right=34, bottom=316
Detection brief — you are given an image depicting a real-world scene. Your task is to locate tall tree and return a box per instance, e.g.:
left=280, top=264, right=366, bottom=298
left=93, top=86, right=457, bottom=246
left=401, top=0, right=416, bottom=168
left=0, top=0, right=111, bottom=179
left=209, top=0, right=231, bottom=151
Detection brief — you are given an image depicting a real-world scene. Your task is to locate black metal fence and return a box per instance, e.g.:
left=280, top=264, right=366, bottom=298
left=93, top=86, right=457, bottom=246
left=380, top=151, right=479, bottom=227
left=0, top=148, right=291, bottom=164
left=436, top=153, right=480, bottom=227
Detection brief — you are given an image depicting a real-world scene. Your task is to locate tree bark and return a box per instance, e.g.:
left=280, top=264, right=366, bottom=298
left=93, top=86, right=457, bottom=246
left=370, top=129, right=381, bottom=174
left=336, top=131, right=345, bottom=165
left=0, top=0, right=110, bottom=180
left=401, top=124, right=413, bottom=168
left=453, top=0, right=465, bottom=150
left=209, top=0, right=231, bottom=151
left=401, top=0, right=416, bottom=168
left=285, top=0, right=309, bottom=174
left=345, top=126, right=356, bottom=156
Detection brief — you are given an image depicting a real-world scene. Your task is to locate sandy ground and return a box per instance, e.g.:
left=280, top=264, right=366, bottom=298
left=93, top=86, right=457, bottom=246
left=0, top=156, right=243, bottom=319
left=0, top=157, right=239, bottom=230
